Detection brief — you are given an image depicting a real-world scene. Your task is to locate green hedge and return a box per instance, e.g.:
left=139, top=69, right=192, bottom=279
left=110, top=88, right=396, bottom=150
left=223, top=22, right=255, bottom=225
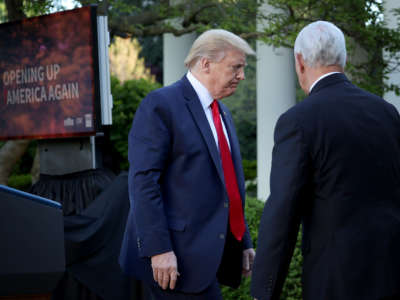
left=7, top=174, right=32, bottom=191
left=222, top=197, right=303, bottom=300
left=243, top=159, right=257, bottom=197
left=242, top=159, right=256, bottom=181
left=110, top=76, right=161, bottom=171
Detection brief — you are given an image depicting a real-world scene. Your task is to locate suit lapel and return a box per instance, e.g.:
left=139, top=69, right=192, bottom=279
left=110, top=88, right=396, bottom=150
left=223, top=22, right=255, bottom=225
left=181, top=77, right=225, bottom=185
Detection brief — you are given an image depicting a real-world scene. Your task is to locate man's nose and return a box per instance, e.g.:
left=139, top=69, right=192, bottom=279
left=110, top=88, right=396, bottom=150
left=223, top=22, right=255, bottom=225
left=237, top=68, right=245, bottom=80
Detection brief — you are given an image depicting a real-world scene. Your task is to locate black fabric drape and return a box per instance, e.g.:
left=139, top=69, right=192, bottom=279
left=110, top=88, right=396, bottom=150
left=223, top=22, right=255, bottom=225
left=30, top=168, right=116, bottom=216
left=30, top=169, right=148, bottom=300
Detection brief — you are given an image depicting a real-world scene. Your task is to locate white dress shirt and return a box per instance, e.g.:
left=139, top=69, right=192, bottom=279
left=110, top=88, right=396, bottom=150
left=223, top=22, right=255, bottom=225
left=309, top=72, right=341, bottom=93
left=186, top=71, right=231, bottom=150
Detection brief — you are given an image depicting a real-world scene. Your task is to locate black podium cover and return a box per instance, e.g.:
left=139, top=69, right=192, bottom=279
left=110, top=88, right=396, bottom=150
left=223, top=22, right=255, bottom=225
left=0, top=185, right=65, bottom=296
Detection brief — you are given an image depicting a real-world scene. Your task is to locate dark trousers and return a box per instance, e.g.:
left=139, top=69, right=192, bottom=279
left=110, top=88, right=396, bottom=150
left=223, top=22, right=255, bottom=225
left=380, top=294, right=400, bottom=300
left=145, top=279, right=222, bottom=300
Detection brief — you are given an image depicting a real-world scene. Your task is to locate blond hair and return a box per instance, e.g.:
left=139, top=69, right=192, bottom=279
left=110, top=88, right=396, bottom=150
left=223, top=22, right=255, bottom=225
left=184, top=29, right=255, bottom=69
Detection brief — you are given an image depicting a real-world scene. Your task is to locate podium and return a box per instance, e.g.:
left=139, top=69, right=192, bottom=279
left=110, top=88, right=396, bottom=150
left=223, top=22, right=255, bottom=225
left=0, top=185, right=65, bottom=299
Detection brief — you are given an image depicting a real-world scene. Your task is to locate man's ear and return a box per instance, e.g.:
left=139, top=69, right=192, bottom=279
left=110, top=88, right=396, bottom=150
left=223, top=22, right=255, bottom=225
left=296, top=53, right=306, bottom=74
left=199, top=57, right=211, bottom=73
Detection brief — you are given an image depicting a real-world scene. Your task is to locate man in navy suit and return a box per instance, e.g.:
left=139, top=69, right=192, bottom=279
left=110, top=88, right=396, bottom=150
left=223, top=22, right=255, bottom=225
left=251, top=21, right=400, bottom=300
left=120, top=29, right=256, bottom=299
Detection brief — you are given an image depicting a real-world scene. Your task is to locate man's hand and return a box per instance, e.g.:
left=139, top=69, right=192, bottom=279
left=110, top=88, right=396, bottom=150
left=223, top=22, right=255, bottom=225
left=151, top=251, right=180, bottom=290
left=242, top=248, right=256, bottom=277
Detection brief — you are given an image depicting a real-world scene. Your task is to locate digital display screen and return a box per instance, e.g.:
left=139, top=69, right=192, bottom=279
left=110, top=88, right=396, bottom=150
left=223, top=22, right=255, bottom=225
left=0, top=6, right=100, bottom=140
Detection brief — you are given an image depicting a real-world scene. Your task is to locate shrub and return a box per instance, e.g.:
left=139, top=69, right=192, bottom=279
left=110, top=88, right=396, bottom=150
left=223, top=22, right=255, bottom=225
left=243, top=159, right=257, bottom=197
left=7, top=174, right=32, bottom=191
left=110, top=76, right=161, bottom=170
left=242, top=159, right=256, bottom=181
left=6, top=141, right=36, bottom=191
left=222, top=197, right=303, bottom=300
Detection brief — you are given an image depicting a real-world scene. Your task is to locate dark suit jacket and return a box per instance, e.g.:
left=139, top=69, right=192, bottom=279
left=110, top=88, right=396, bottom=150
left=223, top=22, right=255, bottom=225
left=251, top=73, right=400, bottom=300
left=119, top=75, right=252, bottom=293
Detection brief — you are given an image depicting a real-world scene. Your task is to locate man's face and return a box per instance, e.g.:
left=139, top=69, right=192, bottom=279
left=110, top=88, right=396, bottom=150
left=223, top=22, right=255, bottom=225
left=207, top=49, right=246, bottom=100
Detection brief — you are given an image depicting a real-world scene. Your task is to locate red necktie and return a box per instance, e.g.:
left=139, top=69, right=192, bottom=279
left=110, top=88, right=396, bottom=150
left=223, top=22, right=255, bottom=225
left=211, top=100, right=245, bottom=241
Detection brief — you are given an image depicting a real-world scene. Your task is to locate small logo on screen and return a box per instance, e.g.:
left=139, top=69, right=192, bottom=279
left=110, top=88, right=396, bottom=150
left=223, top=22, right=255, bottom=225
left=84, top=114, right=92, bottom=128
left=64, top=117, right=74, bottom=127
left=76, top=117, right=83, bottom=126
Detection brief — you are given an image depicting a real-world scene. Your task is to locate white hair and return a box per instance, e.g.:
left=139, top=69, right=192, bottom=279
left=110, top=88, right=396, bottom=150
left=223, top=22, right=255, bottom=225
left=294, top=21, right=347, bottom=68
left=184, top=29, right=255, bottom=69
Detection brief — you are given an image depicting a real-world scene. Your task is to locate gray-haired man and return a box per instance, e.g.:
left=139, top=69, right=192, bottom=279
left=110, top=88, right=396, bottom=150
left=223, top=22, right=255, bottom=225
left=251, top=21, right=400, bottom=300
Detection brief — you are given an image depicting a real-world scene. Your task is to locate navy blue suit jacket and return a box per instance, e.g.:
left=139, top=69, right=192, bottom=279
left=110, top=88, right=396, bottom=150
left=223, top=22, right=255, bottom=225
left=119, top=76, right=252, bottom=293
left=251, top=73, right=400, bottom=300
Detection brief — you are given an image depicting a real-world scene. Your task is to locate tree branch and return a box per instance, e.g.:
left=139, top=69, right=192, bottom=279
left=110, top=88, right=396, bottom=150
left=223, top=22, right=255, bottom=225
left=111, top=10, right=169, bottom=27
left=240, top=31, right=274, bottom=40
left=108, top=2, right=220, bottom=37
left=182, top=3, right=217, bottom=27
left=110, top=20, right=202, bottom=38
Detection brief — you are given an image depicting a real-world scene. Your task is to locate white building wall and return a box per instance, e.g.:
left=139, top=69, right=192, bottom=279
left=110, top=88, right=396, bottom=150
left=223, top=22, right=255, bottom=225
left=163, top=33, right=196, bottom=86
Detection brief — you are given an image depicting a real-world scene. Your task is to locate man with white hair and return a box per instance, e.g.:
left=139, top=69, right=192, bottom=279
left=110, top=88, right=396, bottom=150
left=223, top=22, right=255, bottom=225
left=119, top=29, right=256, bottom=299
left=251, top=21, right=400, bottom=300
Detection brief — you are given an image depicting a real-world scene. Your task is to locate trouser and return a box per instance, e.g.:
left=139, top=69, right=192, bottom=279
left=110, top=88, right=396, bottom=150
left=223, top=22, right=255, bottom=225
left=145, top=278, right=222, bottom=300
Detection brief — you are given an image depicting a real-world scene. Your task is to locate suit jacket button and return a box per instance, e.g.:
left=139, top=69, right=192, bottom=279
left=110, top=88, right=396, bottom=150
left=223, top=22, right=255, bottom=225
left=219, top=234, right=225, bottom=239
left=224, top=202, right=228, bottom=208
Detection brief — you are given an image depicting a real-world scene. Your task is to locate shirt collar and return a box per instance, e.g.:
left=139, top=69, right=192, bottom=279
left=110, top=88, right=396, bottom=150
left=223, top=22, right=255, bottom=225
left=309, top=72, right=341, bottom=93
left=186, top=71, right=214, bottom=110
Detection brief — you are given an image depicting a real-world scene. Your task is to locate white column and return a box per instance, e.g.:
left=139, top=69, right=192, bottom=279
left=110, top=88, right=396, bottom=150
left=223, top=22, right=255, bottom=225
left=383, top=0, right=400, bottom=112
left=257, top=3, right=296, bottom=200
left=163, top=33, right=196, bottom=86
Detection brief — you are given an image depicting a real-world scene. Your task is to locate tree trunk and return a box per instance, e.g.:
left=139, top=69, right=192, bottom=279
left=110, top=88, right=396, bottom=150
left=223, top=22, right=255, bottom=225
left=5, top=0, right=25, bottom=21
left=30, top=146, right=40, bottom=184
left=0, top=0, right=30, bottom=186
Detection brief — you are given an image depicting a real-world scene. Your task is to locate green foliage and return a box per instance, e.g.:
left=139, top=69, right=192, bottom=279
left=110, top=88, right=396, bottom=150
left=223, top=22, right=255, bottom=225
left=260, top=0, right=400, bottom=97
left=243, top=196, right=265, bottom=248
left=109, top=37, right=154, bottom=82
left=243, top=159, right=257, bottom=197
left=110, top=76, right=161, bottom=170
left=78, top=0, right=400, bottom=98
left=222, top=276, right=253, bottom=300
left=137, top=35, right=163, bottom=82
left=0, top=1, right=7, bottom=22
left=243, top=159, right=257, bottom=181
left=5, top=141, right=36, bottom=191
left=7, top=174, right=32, bottom=191
left=102, top=0, right=260, bottom=37
left=23, top=0, right=54, bottom=17
left=222, top=197, right=303, bottom=300
left=11, top=141, right=37, bottom=175
left=197, top=0, right=259, bottom=36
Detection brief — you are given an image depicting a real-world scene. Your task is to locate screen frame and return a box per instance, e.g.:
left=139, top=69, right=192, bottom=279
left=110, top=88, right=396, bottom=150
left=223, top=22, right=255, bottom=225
left=0, top=5, right=102, bottom=140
